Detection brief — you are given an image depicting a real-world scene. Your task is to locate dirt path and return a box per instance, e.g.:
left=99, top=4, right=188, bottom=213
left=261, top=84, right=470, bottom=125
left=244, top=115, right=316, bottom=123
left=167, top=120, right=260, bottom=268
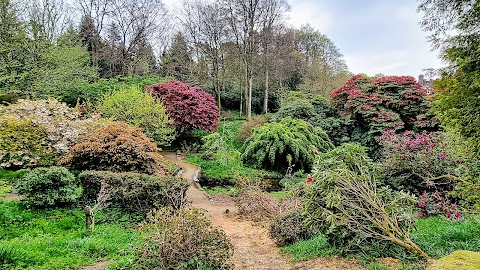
left=163, top=153, right=361, bottom=270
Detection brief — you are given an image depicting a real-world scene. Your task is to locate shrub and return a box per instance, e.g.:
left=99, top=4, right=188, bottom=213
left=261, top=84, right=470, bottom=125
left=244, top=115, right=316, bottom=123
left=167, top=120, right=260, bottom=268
left=380, top=131, right=458, bottom=195
left=453, top=159, right=480, bottom=210
left=0, top=116, right=54, bottom=169
left=238, top=115, right=268, bottom=142
left=269, top=209, right=313, bottom=247
left=97, top=87, right=175, bottom=146
left=331, top=75, right=440, bottom=157
left=273, top=94, right=349, bottom=146
left=16, top=167, right=81, bottom=208
left=303, top=144, right=427, bottom=258
left=416, top=188, right=461, bottom=220
left=146, top=80, right=219, bottom=133
left=136, top=208, right=234, bottom=269
left=241, top=117, right=334, bottom=172
left=79, top=171, right=189, bottom=213
left=0, top=98, right=110, bottom=169
left=60, top=123, right=170, bottom=175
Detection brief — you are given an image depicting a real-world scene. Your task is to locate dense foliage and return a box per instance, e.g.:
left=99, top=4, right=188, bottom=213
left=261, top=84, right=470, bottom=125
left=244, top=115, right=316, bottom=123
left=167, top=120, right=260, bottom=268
left=0, top=98, right=110, bottom=156
left=98, top=87, right=175, bottom=146
left=269, top=209, right=313, bottom=247
left=16, top=167, right=81, bottom=208
left=0, top=116, right=53, bottom=169
left=146, top=80, right=219, bottom=133
left=136, top=208, right=234, bottom=269
left=79, top=171, right=189, bottom=213
left=238, top=115, right=268, bottom=142
left=380, top=131, right=458, bottom=195
left=303, top=144, right=425, bottom=257
left=331, top=75, right=439, bottom=155
left=273, top=93, right=350, bottom=145
left=60, top=123, right=170, bottom=175
left=241, top=117, right=334, bottom=172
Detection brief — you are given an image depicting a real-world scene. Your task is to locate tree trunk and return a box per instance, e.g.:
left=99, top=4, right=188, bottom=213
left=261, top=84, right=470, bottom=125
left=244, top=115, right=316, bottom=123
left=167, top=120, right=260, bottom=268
left=264, top=68, right=269, bottom=113
left=248, top=76, right=253, bottom=120
left=84, top=206, right=94, bottom=231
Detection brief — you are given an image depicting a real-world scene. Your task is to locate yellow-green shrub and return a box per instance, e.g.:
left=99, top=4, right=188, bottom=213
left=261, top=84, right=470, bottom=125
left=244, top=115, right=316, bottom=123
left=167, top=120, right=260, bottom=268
left=0, top=116, right=54, bottom=169
left=98, top=87, right=175, bottom=146
left=427, top=250, right=480, bottom=270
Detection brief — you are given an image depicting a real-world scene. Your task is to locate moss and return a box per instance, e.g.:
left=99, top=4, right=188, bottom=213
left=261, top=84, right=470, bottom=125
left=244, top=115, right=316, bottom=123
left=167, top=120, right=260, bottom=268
left=427, top=250, right=480, bottom=270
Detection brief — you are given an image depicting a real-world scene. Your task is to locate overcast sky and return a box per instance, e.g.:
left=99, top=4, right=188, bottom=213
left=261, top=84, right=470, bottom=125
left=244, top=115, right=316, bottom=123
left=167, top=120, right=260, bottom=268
left=164, top=0, right=443, bottom=79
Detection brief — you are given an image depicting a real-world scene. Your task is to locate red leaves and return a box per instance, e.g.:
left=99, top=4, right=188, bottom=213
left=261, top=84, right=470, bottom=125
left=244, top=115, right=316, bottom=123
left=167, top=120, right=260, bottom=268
left=146, top=80, right=219, bottom=133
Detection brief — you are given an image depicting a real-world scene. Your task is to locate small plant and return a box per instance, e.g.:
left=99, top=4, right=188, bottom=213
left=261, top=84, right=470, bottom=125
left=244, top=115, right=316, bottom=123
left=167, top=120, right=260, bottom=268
left=16, top=167, right=81, bottom=208
left=269, top=209, right=313, bottom=247
left=136, top=208, right=234, bottom=269
left=59, top=122, right=170, bottom=175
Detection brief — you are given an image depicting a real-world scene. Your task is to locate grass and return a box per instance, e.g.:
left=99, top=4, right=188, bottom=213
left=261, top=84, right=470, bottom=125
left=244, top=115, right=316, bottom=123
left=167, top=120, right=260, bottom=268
left=0, top=168, right=29, bottom=183
left=412, top=215, right=480, bottom=258
left=0, top=201, right=141, bottom=269
left=203, top=186, right=240, bottom=196
left=280, top=234, right=339, bottom=261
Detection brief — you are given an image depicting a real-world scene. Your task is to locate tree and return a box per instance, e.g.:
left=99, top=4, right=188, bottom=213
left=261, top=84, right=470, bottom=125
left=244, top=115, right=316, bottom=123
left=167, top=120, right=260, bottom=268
left=0, top=0, right=31, bottom=95
left=161, top=32, right=193, bottom=83
left=146, top=80, right=219, bottom=134
left=418, top=0, right=480, bottom=153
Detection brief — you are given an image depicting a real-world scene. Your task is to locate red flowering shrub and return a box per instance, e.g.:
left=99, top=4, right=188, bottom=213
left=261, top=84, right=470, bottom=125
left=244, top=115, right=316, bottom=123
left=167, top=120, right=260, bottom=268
left=380, top=130, right=458, bottom=195
left=146, top=80, right=219, bottom=133
left=331, top=75, right=439, bottom=155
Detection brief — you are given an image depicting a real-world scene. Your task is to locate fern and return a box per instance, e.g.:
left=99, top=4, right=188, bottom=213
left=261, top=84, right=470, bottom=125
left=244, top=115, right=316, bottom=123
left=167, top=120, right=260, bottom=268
left=241, top=117, right=333, bottom=172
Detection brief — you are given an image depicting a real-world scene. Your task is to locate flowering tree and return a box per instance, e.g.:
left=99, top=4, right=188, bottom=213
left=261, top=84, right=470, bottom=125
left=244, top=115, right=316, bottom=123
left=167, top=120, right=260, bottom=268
left=331, top=75, right=439, bottom=154
left=146, top=80, right=219, bottom=133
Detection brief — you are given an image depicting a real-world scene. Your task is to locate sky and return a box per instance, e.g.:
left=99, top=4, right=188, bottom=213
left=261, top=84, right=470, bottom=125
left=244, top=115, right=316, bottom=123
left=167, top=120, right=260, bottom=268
left=163, top=0, right=443, bottom=79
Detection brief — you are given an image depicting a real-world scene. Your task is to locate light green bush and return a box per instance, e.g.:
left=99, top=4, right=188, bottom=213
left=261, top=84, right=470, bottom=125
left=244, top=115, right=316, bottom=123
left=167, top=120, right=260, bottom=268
left=241, top=117, right=334, bottom=172
left=98, top=87, right=175, bottom=146
left=0, top=116, right=54, bottom=169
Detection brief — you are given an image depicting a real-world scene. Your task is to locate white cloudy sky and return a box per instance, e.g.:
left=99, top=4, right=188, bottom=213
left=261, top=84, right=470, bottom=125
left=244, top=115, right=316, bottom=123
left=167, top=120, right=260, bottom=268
left=163, top=0, right=443, bottom=79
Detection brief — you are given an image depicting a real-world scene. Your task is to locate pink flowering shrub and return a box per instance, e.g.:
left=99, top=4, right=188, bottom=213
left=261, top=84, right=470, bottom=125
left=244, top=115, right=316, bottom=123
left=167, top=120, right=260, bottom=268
left=380, top=130, right=458, bottom=195
left=331, top=75, right=439, bottom=156
left=146, top=80, right=219, bottom=133
left=416, top=184, right=462, bottom=220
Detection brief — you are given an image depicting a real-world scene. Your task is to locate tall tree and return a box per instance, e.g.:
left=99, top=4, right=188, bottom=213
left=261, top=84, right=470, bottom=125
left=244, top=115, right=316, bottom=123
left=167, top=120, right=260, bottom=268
left=179, top=0, right=228, bottom=111
left=161, top=32, right=193, bottom=82
left=0, top=0, right=31, bottom=95
left=418, top=0, right=480, bottom=153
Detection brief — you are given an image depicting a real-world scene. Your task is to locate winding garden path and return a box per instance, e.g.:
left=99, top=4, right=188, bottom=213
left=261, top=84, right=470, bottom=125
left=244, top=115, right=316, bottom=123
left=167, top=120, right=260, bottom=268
left=162, top=152, right=361, bottom=270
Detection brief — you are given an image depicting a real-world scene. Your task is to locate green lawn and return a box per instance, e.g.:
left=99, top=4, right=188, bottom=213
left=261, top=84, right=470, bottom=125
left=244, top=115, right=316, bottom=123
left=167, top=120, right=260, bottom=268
left=0, top=201, right=141, bottom=269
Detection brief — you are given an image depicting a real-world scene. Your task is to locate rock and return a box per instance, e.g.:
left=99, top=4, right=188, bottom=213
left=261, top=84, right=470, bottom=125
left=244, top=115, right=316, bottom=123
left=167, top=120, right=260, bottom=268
left=427, top=250, right=480, bottom=270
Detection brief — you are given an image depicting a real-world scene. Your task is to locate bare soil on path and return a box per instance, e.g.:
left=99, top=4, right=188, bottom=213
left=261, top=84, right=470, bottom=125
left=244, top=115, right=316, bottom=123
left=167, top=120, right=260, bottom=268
left=163, top=152, right=361, bottom=270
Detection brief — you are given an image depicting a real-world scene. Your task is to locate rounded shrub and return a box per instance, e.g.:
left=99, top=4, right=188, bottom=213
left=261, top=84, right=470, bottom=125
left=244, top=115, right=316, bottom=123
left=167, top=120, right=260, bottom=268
left=136, top=208, right=234, bottom=269
left=16, top=166, right=81, bottom=208
left=269, top=209, right=313, bottom=247
left=59, top=122, right=170, bottom=175
left=241, top=117, right=334, bottom=172
left=97, top=87, right=175, bottom=146
left=0, top=116, right=54, bottom=169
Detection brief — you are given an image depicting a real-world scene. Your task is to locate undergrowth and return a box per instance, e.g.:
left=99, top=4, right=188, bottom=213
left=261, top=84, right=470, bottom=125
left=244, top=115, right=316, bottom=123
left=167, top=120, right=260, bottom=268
left=0, top=201, right=141, bottom=269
